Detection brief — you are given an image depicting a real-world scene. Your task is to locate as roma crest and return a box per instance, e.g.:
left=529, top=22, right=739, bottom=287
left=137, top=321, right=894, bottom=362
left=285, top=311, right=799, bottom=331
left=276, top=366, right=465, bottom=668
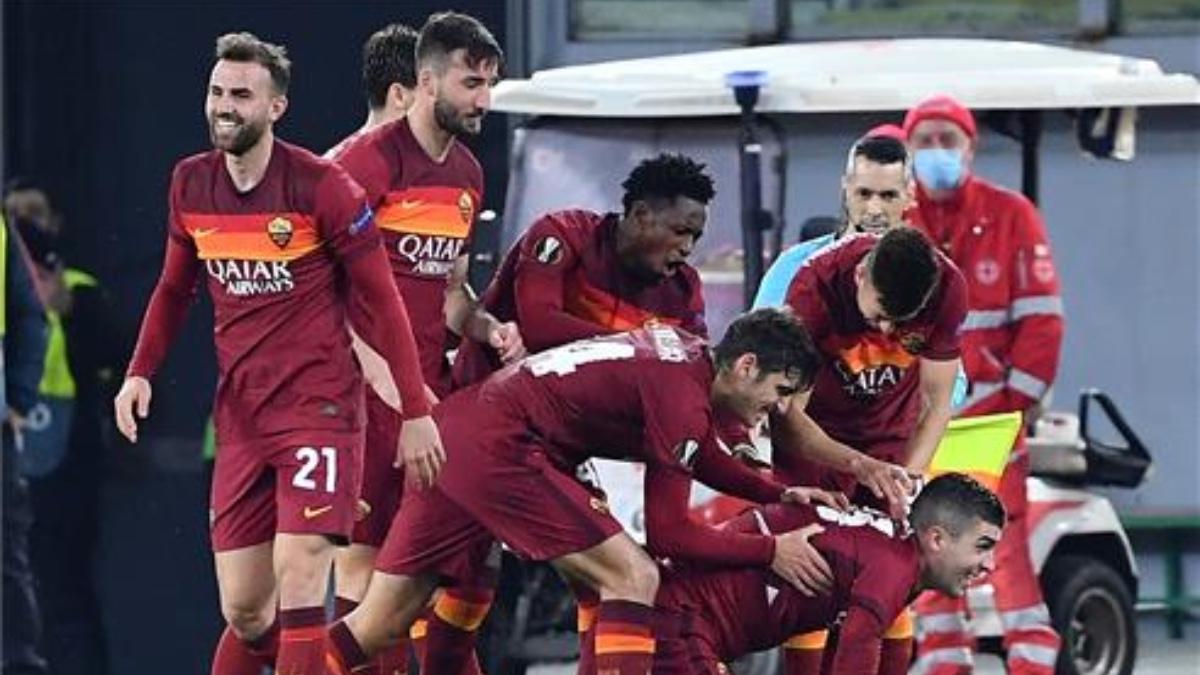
left=266, top=217, right=293, bottom=249
left=899, top=332, right=926, bottom=354
left=458, top=191, right=475, bottom=224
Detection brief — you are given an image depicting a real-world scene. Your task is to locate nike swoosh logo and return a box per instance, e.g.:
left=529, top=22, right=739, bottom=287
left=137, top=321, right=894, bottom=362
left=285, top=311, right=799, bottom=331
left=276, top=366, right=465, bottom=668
left=400, top=199, right=424, bottom=209
left=193, top=228, right=219, bottom=238
left=303, top=505, right=334, bottom=519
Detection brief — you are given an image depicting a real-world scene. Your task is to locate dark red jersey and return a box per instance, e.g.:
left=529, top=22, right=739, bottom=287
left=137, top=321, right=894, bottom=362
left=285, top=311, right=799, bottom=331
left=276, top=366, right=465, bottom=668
left=657, top=503, right=920, bottom=673
left=453, top=209, right=706, bottom=386
left=439, top=326, right=787, bottom=565
left=782, top=233, right=967, bottom=454
left=127, top=138, right=429, bottom=444
left=333, top=118, right=483, bottom=394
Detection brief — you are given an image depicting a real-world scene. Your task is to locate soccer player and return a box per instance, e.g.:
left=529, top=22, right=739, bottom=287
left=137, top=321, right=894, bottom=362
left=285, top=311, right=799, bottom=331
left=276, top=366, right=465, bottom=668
left=452, top=152, right=710, bottom=387
left=331, top=12, right=521, bottom=675
left=111, top=33, right=439, bottom=675
left=652, top=473, right=1005, bottom=675
left=450, top=151, right=719, bottom=675
left=329, top=309, right=844, bottom=675
left=771, top=227, right=968, bottom=674
left=905, top=94, right=1063, bottom=675
left=325, top=23, right=419, bottom=161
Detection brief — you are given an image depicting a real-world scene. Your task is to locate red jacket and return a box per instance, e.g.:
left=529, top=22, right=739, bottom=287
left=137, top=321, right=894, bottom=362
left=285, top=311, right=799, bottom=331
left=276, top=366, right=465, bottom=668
left=910, top=175, right=1064, bottom=416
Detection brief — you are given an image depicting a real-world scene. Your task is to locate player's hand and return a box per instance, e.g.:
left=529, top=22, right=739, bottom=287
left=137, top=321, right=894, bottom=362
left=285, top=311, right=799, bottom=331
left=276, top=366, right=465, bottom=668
left=488, top=321, right=525, bottom=364
left=849, top=455, right=912, bottom=519
left=397, top=414, right=446, bottom=489
left=114, top=376, right=152, bottom=443
left=772, top=523, right=832, bottom=597
left=781, top=486, right=850, bottom=512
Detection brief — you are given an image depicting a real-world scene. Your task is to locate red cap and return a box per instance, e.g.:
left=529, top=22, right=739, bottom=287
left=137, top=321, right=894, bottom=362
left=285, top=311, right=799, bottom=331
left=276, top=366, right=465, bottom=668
left=903, top=95, right=977, bottom=139
left=863, top=123, right=907, bottom=142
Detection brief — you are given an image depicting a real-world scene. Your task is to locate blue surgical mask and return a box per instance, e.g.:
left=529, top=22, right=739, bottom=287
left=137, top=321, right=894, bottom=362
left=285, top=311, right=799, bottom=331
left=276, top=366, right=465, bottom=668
left=913, top=148, right=965, bottom=191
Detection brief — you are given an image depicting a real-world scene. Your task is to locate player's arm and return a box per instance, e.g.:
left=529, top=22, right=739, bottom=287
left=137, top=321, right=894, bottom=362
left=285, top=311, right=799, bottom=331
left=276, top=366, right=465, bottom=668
left=643, top=464, right=831, bottom=596
left=825, top=607, right=885, bottom=675
left=825, top=546, right=915, bottom=675
left=513, top=219, right=609, bottom=351
left=116, top=236, right=200, bottom=443
left=317, top=166, right=444, bottom=485
left=1002, top=201, right=1064, bottom=413
left=776, top=390, right=911, bottom=515
left=444, top=254, right=524, bottom=362
left=902, top=356, right=959, bottom=473
left=691, top=434, right=788, bottom=503
left=641, top=378, right=833, bottom=594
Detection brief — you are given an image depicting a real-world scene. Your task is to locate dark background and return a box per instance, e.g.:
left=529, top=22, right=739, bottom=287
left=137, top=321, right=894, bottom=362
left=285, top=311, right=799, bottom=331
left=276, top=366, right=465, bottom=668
left=3, top=2, right=507, bottom=672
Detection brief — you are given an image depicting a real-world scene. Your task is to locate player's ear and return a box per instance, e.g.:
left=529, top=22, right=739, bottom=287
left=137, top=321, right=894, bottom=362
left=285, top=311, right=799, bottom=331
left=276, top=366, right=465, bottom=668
left=734, top=352, right=758, bottom=380
left=269, top=95, right=288, bottom=122
left=418, top=64, right=438, bottom=97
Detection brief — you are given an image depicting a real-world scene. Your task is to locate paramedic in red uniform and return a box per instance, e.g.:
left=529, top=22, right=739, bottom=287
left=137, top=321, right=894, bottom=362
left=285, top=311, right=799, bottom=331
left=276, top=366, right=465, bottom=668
left=328, top=310, right=843, bottom=675
left=112, top=33, right=438, bottom=675
left=904, top=94, right=1064, bottom=675
left=652, top=472, right=1005, bottom=675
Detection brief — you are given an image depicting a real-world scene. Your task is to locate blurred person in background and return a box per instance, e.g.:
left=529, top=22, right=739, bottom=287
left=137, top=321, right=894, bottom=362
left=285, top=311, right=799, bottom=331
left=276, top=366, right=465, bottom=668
left=905, top=94, right=1063, bottom=675
left=5, top=179, right=121, bottom=675
left=2, top=206, right=50, bottom=675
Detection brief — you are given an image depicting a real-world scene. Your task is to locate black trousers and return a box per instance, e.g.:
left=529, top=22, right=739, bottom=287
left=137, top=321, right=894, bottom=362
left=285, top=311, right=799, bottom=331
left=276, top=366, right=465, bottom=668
left=2, top=424, right=48, bottom=675
left=29, top=427, right=109, bottom=675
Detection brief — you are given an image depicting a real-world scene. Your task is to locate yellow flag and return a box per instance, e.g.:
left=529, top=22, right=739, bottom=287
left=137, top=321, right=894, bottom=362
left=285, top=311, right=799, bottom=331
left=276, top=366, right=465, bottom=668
left=928, top=412, right=1022, bottom=492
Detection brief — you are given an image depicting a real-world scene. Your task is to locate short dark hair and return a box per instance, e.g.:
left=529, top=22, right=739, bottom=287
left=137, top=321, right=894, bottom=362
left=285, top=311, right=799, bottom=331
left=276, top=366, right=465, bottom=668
left=846, top=135, right=909, bottom=175
left=713, top=308, right=819, bottom=390
left=621, top=153, right=716, bottom=216
left=910, top=473, right=1006, bottom=536
left=416, top=12, right=503, bottom=73
left=866, top=228, right=940, bottom=322
left=214, top=32, right=291, bottom=94
left=362, top=23, right=418, bottom=109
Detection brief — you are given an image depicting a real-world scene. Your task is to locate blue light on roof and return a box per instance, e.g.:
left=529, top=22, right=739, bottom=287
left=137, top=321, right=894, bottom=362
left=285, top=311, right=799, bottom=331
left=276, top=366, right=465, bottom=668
left=724, top=70, right=768, bottom=89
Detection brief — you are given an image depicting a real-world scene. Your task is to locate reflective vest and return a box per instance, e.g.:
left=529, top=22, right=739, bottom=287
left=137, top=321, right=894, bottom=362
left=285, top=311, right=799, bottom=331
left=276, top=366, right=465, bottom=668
left=38, top=269, right=99, bottom=399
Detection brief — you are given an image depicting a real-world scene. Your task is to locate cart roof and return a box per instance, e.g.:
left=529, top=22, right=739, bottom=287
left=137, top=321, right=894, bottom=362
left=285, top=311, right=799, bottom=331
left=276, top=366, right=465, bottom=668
left=493, top=38, right=1200, bottom=117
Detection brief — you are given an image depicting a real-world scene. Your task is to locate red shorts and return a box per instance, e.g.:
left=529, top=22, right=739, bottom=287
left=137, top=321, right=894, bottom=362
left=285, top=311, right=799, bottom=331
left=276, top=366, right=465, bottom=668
left=653, top=621, right=726, bottom=675
left=375, top=397, right=623, bottom=581
left=353, top=390, right=405, bottom=547
left=210, top=429, right=363, bottom=552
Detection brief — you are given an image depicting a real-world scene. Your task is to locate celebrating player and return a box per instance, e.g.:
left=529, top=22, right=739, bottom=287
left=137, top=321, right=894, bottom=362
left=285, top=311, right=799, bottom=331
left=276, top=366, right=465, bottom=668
left=329, top=309, right=842, bottom=675
left=653, top=473, right=1004, bottom=675
left=112, top=33, right=438, bottom=675
left=330, top=12, right=521, bottom=675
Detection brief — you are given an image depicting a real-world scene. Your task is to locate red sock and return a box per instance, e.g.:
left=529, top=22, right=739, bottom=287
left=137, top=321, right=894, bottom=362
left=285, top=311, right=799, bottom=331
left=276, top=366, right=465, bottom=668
left=276, top=606, right=326, bottom=675
left=211, top=621, right=279, bottom=675
left=574, top=585, right=600, bottom=675
left=878, top=638, right=913, bottom=675
left=781, top=630, right=826, bottom=675
left=593, top=600, right=656, bottom=675
left=420, top=586, right=491, bottom=675
left=375, top=638, right=412, bottom=675
left=327, top=620, right=371, bottom=675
